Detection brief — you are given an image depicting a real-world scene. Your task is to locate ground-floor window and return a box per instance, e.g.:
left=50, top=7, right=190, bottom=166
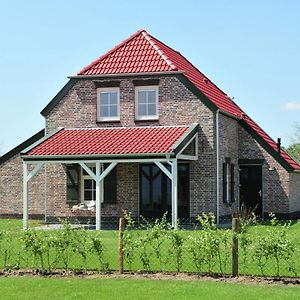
left=139, top=163, right=190, bottom=219
left=66, top=164, right=117, bottom=205
left=82, top=166, right=96, bottom=202
left=81, top=164, right=117, bottom=204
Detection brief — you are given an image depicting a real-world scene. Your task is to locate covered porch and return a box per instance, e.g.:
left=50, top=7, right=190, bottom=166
left=21, top=124, right=199, bottom=230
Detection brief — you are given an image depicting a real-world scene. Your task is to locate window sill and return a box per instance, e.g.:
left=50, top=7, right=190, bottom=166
left=96, top=120, right=121, bottom=124
left=135, top=118, right=159, bottom=122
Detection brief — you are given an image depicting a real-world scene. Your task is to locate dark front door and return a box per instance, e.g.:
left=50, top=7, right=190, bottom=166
left=239, top=165, right=262, bottom=217
left=139, top=163, right=190, bottom=220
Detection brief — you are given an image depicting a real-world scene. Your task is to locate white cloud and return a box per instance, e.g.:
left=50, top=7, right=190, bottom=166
left=282, top=101, right=300, bottom=110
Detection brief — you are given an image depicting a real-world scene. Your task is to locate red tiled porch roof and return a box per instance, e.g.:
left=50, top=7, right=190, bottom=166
left=77, top=29, right=300, bottom=171
left=24, top=125, right=197, bottom=158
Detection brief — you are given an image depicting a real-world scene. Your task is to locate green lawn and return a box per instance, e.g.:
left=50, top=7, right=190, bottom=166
left=0, top=218, right=42, bottom=231
left=0, top=277, right=300, bottom=300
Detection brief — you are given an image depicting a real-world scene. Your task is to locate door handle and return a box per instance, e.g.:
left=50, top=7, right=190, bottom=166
left=258, top=190, right=262, bottom=197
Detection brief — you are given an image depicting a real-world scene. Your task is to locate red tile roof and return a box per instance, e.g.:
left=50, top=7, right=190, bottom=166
left=77, top=30, right=300, bottom=171
left=26, top=126, right=191, bottom=157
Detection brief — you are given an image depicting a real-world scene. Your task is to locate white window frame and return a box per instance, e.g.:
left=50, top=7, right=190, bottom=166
left=135, top=86, right=159, bottom=120
left=97, top=87, right=120, bottom=122
left=80, top=166, right=104, bottom=204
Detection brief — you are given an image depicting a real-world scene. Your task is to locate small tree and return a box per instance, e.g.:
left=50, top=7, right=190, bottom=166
left=286, top=122, right=300, bottom=163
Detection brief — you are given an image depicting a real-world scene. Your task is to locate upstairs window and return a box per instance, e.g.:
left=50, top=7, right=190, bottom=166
left=97, top=88, right=120, bottom=121
left=135, top=86, right=158, bottom=120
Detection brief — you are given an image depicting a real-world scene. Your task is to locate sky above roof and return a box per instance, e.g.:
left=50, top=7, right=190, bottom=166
left=0, top=0, right=299, bottom=154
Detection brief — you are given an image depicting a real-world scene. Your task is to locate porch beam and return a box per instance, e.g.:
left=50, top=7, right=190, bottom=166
left=154, top=161, right=172, bottom=180
left=24, top=158, right=174, bottom=165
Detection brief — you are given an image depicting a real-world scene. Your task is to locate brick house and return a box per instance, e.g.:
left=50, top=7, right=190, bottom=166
left=0, top=29, right=300, bottom=229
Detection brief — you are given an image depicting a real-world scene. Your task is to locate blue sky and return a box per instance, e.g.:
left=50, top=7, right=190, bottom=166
left=0, top=0, right=299, bottom=154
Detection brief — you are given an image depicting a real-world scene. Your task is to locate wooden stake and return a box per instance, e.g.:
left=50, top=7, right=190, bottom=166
left=118, top=217, right=125, bottom=274
left=232, top=217, right=240, bottom=277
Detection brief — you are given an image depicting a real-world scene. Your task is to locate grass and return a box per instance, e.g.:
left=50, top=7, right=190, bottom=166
left=0, top=277, right=300, bottom=300
left=0, top=218, right=42, bottom=231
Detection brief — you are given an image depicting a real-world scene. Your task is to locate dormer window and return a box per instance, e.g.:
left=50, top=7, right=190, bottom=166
left=135, top=86, right=158, bottom=120
left=97, top=87, right=120, bottom=122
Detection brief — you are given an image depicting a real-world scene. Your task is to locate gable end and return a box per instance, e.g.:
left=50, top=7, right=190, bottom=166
left=239, top=120, right=294, bottom=172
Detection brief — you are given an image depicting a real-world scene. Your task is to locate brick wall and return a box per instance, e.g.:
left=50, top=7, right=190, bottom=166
left=289, top=172, right=300, bottom=213
left=218, top=114, right=239, bottom=217
left=0, top=154, right=46, bottom=217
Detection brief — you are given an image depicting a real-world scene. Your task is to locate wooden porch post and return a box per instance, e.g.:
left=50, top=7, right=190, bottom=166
left=22, top=162, right=44, bottom=230
left=95, top=161, right=101, bottom=230
left=171, top=159, right=178, bottom=229
left=23, top=162, right=29, bottom=230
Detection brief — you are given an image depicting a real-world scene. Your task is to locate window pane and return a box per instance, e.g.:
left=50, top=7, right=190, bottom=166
left=138, top=91, right=147, bottom=103
left=100, top=105, right=109, bottom=117
left=153, top=173, right=162, bottom=204
left=100, top=92, right=109, bottom=105
left=84, top=191, right=93, bottom=201
left=110, top=104, right=118, bottom=117
left=84, top=179, right=93, bottom=189
left=68, top=188, right=78, bottom=201
left=141, top=172, right=150, bottom=205
left=104, top=167, right=117, bottom=203
left=148, top=103, right=156, bottom=116
left=110, top=92, right=118, bottom=105
left=138, top=103, right=147, bottom=116
left=147, top=90, right=156, bottom=103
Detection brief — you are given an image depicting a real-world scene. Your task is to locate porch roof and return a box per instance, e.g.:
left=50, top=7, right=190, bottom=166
left=21, top=124, right=198, bottom=160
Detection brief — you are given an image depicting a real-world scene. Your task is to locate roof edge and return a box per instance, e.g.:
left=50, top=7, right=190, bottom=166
left=239, top=120, right=295, bottom=172
left=21, top=127, right=64, bottom=155
left=219, top=109, right=242, bottom=121
left=69, top=71, right=185, bottom=79
left=40, top=79, right=78, bottom=117
left=0, top=129, right=45, bottom=165
left=176, top=75, right=218, bottom=113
